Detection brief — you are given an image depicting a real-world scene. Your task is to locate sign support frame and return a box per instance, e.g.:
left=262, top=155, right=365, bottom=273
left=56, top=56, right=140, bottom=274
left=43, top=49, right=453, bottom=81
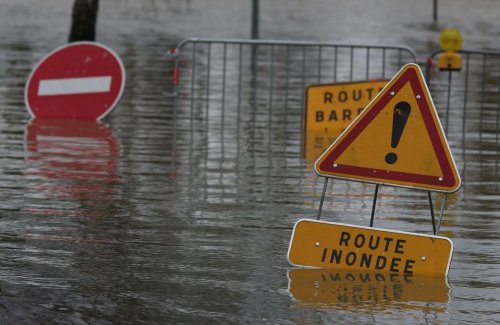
left=316, top=178, right=329, bottom=220
left=314, top=176, right=448, bottom=235
left=428, top=191, right=437, bottom=234
left=436, top=194, right=448, bottom=235
left=369, top=184, right=379, bottom=227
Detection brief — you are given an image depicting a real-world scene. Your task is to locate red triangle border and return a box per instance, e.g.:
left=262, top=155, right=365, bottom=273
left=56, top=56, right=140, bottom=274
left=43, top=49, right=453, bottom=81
left=317, top=65, right=458, bottom=190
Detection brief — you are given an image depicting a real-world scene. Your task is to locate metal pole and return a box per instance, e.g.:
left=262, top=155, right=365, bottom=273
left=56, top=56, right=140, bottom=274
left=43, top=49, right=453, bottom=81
left=462, top=54, right=470, bottom=146
left=428, top=191, right=436, bottom=235
left=436, top=194, right=447, bottom=235
left=370, top=184, right=379, bottom=227
left=317, top=178, right=329, bottom=220
left=433, top=0, right=438, bottom=22
left=251, top=0, right=259, bottom=39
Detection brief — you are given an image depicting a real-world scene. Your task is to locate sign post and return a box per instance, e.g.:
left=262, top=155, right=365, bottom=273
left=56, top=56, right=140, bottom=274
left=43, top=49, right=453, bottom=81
left=25, top=42, right=125, bottom=120
left=289, top=63, right=461, bottom=277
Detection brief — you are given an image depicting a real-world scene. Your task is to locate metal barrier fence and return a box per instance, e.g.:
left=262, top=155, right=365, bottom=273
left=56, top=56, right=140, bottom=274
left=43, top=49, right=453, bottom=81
left=426, top=49, right=500, bottom=176
left=169, top=38, right=418, bottom=162
left=166, top=38, right=499, bottom=212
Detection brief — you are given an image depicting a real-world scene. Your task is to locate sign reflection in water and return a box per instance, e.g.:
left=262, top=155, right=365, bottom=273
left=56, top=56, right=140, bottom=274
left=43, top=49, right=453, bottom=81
left=24, top=118, right=120, bottom=242
left=288, top=268, right=450, bottom=312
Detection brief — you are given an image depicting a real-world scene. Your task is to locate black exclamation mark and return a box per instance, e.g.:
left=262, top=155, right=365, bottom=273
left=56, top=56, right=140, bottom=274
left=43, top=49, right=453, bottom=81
left=384, top=101, right=411, bottom=164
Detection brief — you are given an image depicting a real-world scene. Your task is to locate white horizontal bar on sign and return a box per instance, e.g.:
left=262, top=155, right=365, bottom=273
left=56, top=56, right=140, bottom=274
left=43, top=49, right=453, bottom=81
left=38, top=76, right=112, bottom=96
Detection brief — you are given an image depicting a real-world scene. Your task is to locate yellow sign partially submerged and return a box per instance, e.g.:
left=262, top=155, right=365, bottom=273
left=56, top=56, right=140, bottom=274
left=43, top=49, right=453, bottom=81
left=288, top=219, right=453, bottom=277
left=305, top=80, right=387, bottom=162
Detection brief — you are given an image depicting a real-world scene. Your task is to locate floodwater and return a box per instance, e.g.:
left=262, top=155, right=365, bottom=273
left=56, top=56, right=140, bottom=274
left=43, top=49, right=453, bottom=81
left=1, top=0, right=500, bottom=323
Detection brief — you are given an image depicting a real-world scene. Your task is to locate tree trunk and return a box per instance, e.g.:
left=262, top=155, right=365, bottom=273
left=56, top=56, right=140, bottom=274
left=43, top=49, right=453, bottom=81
left=68, top=0, right=99, bottom=42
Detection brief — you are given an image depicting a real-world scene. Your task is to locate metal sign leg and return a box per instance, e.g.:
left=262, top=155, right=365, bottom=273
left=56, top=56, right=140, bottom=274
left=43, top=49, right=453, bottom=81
left=316, top=178, right=329, bottom=220
left=428, top=191, right=436, bottom=235
left=370, top=184, right=380, bottom=227
left=444, top=70, right=453, bottom=137
left=435, top=194, right=448, bottom=235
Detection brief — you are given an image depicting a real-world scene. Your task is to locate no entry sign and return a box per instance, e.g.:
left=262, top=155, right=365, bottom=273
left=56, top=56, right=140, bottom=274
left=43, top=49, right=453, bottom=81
left=25, top=42, right=125, bottom=120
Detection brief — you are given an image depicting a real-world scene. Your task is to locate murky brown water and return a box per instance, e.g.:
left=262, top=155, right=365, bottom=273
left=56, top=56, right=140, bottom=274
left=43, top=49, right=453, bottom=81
left=1, top=0, right=499, bottom=323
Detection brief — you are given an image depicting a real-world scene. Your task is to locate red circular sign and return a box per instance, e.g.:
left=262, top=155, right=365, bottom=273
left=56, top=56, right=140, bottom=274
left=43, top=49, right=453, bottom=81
left=25, top=42, right=125, bottom=120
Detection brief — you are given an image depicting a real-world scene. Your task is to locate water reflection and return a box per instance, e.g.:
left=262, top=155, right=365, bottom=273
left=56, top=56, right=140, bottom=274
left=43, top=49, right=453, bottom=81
left=288, top=268, right=450, bottom=312
left=23, top=118, right=120, bottom=239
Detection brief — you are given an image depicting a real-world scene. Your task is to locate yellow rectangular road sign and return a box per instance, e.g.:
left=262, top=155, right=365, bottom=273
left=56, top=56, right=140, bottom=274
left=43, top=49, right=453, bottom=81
left=305, top=80, right=387, bottom=162
left=288, top=219, right=453, bottom=277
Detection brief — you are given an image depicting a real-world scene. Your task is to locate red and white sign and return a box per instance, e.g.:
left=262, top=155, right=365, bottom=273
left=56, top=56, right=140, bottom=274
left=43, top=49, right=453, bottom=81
left=25, top=42, right=125, bottom=120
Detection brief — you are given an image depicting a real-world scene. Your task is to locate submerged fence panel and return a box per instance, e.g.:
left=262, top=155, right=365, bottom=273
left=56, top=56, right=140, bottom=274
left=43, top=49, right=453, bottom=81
left=170, top=38, right=417, bottom=159
left=166, top=38, right=417, bottom=203
left=426, top=49, right=500, bottom=180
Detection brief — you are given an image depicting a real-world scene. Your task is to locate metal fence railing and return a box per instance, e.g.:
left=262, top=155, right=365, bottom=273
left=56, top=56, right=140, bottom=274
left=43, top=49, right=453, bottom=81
left=426, top=49, right=500, bottom=174
left=169, top=38, right=417, bottom=162
left=165, top=38, right=500, bottom=208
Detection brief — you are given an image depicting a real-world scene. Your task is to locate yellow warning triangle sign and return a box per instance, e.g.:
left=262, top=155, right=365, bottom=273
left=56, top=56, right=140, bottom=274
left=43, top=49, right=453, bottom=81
left=314, top=64, right=461, bottom=193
